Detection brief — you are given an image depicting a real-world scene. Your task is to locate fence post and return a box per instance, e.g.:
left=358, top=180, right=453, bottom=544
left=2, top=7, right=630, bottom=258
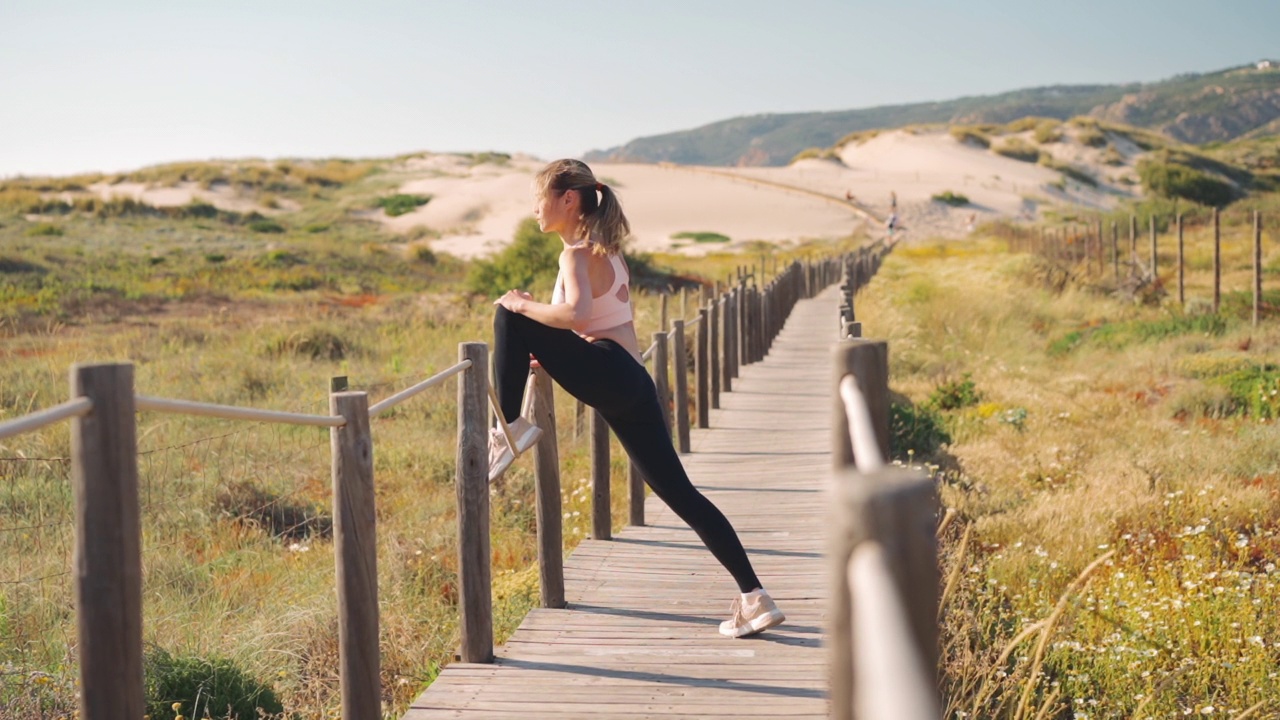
left=697, top=307, right=709, bottom=429
left=1111, top=220, right=1119, bottom=280
left=832, top=340, right=890, bottom=469
left=725, top=291, right=737, bottom=386
left=660, top=291, right=669, bottom=331
left=591, top=409, right=611, bottom=540
left=528, top=370, right=565, bottom=608
left=329, top=389, right=380, bottom=720
left=1129, top=214, right=1137, bottom=260
left=710, top=298, right=721, bottom=409
left=1255, top=210, right=1263, bottom=328
left=1177, top=213, right=1185, bottom=307
left=1149, top=214, right=1158, bottom=278
left=829, top=467, right=940, bottom=720
left=672, top=319, right=691, bottom=453
left=1213, top=207, right=1221, bottom=314
left=629, top=459, right=645, bottom=527
left=653, top=331, right=672, bottom=435
left=455, top=342, right=493, bottom=663
left=71, top=363, right=143, bottom=720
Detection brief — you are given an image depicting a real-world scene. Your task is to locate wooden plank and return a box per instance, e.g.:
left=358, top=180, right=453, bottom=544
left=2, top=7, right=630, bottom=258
left=404, top=284, right=849, bottom=720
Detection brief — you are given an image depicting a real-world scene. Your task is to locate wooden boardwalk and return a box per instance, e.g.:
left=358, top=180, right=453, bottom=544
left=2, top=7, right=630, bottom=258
left=405, top=286, right=840, bottom=720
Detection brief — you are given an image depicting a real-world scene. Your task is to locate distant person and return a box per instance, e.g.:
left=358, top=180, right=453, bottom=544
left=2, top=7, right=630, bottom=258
left=966, top=212, right=977, bottom=232
left=890, top=190, right=897, bottom=211
left=845, top=189, right=855, bottom=202
left=886, top=212, right=899, bottom=238
left=490, top=158, right=786, bottom=638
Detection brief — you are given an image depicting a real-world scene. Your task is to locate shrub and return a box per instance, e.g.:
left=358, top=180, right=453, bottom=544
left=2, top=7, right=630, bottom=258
left=1039, top=157, right=1098, bottom=187
left=929, top=374, right=982, bottom=411
left=1033, top=120, right=1062, bottom=144
left=950, top=126, right=991, bottom=148
left=204, top=253, right=227, bottom=264
left=413, top=245, right=437, bottom=265
left=931, top=191, right=969, bottom=206
left=672, top=231, right=730, bottom=243
left=1077, top=125, right=1107, bottom=148
left=214, top=480, right=332, bottom=540
left=144, top=646, right=283, bottom=720
left=466, top=217, right=561, bottom=296
left=377, top=193, right=431, bottom=217
left=889, top=402, right=951, bottom=459
left=993, top=139, right=1042, bottom=163
left=248, top=219, right=285, bottom=233
left=1137, top=160, right=1236, bottom=207
left=1101, top=144, right=1125, bottom=166
left=24, top=222, right=63, bottom=237
left=268, top=327, right=351, bottom=360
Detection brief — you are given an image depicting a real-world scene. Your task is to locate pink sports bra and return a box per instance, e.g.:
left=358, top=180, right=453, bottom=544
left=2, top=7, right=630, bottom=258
left=551, top=250, right=633, bottom=335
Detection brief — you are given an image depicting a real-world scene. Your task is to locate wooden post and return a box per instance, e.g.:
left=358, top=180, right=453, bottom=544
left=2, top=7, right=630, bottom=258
left=590, top=409, right=611, bottom=540
left=330, top=389, right=380, bottom=720
left=696, top=307, right=709, bottom=428
left=629, top=459, right=645, bottom=527
left=660, top=291, right=669, bottom=332
left=710, top=298, right=721, bottom=409
left=829, top=466, right=940, bottom=720
left=1129, top=214, right=1137, bottom=260
left=71, top=363, right=143, bottom=720
left=725, top=291, right=738, bottom=385
left=455, top=342, right=492, bottom=663
left=1149, top=214, right=1158, bottom=278
left=653, top=332, right=672, bottom=435
left=528, top=370, right=564, bottom=608
left=1213, top=207, right=1221, bottom=314
left=574, top=400, right=586, bottom=441
left=680, top=287, right=688, bottom=323
left=1111, top=220, right=1119, bottom=280
left=1177, top=213, right=1185, bottom=307
left=1096, top=218, right=1104, bottom=276
left=832, top=340, right=890, bottom=469
left=672, top=319, right=691, bottom=454
left=1255, top=210, right=1263, bottom=327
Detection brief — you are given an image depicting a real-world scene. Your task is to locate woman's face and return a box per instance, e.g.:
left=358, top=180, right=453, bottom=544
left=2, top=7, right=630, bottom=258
left=533, top=186, right=577, bottom=235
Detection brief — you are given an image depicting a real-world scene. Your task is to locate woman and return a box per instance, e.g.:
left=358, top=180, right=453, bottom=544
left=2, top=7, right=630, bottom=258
left=490, top=158, right=785, bottom=638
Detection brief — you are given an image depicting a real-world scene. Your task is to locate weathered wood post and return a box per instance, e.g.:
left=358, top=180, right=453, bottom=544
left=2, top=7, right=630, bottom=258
left=455, top=342, right=493, bottom=663
left=660, top=290, right=669, bottom=332
left=832, top=341, right=890, bottom=469
left=1129, top=214, right=1137, bottom=261
left=1177, top=213, right=1185, bottom=307
left=1149, top=214, right=1158, bottom=278
left=725, top=290, right=738, bottom=385
left=697, top=307, right=710, bottom=429
left=1213, top=207, right=1222, bottom=313
left=653, top=331, right=672, bottom=435
left=528, top=370, right=565, bottom=607
left=71, top=363, right=143, bottom=720
left=1112, top=220, right=1119, bottom=280
left=1255, top=210, right=1263, bottom=328
left=591, top=409, right=611, bottom=540
left=629, top=459, right=645, bottom=527
left=330, top=388, right=380, bottom=720
left=672, top=319, right=691, bottom=453
left=710, top=297, right=721, bottom=409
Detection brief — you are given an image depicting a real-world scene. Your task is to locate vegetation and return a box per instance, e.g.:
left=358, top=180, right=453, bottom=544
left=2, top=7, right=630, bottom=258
left=1137, top=159, right=1237, bottom=206
left=465, top=217, right=562, bottom=297
left=377, top=193, right=431, bottom=217
left=950, top=126, right=991, bottom=148
left=867, top=237, right=1280, bottom=718
left=671, top=231, right=731, bottom=244
left=932, top=191, right=970, bottom=207
left=144, top=647, right=284, bottom=720
left=993, top=138, right=1042, bottom=163
left=1032, top=119, right=1061, bottom=144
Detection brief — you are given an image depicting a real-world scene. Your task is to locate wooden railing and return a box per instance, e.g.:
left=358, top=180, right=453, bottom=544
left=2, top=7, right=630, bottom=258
left=0, top=247, right=868, bottom=720
left=828, top=248, right=943, bottom=720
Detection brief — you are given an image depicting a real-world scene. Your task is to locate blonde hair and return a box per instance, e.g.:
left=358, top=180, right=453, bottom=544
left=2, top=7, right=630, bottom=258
left=534, top=159, right=630, bottom=255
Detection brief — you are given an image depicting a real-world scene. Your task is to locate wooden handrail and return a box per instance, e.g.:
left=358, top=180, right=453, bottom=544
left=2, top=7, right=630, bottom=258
left=0, top=397, right=92, bottom=440
left=368, top=359, right=472, bottom=416
left=136, top=394, right=346, bottom=427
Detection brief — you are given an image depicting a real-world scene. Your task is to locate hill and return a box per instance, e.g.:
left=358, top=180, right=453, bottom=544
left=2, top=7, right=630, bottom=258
left=585, top=62, right=1280, bottom=167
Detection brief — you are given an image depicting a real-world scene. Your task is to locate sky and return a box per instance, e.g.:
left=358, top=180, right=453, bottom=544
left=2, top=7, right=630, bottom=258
left=2, top=0, right=1277, bottom=178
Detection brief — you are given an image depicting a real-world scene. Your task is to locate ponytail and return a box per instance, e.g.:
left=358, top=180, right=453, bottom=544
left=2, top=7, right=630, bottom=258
left=534, top=159, right=631, bottom=256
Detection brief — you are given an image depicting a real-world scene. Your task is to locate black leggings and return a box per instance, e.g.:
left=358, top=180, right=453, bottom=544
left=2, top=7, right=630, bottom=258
left=494, top=306, right=761, bottom=594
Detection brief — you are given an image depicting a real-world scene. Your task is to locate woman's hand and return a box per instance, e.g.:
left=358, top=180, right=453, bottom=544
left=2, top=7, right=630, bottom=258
left=494, top=289, right=534, bottom=313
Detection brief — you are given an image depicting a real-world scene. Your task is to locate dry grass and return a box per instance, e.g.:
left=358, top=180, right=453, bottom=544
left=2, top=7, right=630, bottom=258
left=862, top=236, right=1279, bottom=717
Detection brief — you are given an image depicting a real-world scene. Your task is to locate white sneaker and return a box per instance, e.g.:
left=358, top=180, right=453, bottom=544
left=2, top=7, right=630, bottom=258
left=719, top=589, right=786, bottom=638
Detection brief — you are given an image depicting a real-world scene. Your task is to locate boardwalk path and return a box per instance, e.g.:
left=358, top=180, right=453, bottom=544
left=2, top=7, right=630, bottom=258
left=405, top=285, right=840, bottom=719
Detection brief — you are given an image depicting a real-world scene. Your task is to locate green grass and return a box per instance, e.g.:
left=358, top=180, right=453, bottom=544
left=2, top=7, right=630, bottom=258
left=860, top=237, right=1280, bottom=718
left=932, top=191, right=970, bottom=206
left=671, top=231, right=730, bottom=244
left=376, top=193, right=431, bottom=217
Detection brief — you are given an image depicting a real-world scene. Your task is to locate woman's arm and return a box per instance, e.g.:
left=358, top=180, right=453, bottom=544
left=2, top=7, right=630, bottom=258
left=494, top=246, right=593, bottom=330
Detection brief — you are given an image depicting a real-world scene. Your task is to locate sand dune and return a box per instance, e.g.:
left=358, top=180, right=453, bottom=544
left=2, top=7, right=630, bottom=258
left=378, top=128, right=1137, bottom=258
